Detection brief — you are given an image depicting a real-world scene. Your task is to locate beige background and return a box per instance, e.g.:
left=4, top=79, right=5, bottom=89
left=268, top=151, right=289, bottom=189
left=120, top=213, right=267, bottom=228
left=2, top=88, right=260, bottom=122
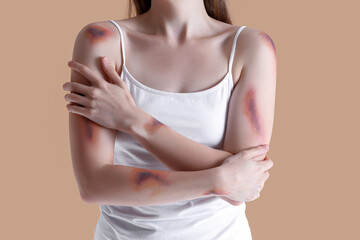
left=1, top=0, right=359, bottom=239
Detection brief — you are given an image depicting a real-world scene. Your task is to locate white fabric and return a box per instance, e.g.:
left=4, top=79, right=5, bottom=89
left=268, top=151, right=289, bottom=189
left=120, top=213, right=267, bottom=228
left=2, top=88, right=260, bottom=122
left=93, top=20, right=249, bottom=240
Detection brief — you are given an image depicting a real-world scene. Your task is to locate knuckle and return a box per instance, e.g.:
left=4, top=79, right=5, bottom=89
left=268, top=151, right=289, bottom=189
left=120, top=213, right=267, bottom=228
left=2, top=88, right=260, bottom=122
left=91, top=88, right=99, bottom=98
left=98, top=82, right=106, bottom=89
left=89, top=100, right=96, bottom=108
left=88, top=89, right=95, bottom=98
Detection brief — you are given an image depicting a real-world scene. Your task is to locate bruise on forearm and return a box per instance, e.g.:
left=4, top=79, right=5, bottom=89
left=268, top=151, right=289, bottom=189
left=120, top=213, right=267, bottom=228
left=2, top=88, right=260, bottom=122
left=144, top=116, right=166, bottom=135
left=243, top=87, right=265, bottom=140
left=84, top=24, right=112, bottom=44
left=203, top=186, right=229, bottom=196
left=129, top=168, right=171, bottom=197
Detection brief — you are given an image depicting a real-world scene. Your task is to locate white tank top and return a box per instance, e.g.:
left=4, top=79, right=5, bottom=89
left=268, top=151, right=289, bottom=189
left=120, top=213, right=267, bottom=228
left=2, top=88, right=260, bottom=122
left=93, top=20, right=250, bottom=240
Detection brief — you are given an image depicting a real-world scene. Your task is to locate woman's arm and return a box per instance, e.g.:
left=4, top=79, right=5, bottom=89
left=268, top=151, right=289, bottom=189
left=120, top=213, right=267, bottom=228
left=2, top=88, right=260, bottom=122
left=68, top=22, right=119, bottom=201
left=222, top=28, right=276, bottom=152
left=89, top=163, right=220, bottom=206
left=68, top=21, right=221, bottom=205
left=128, top=108, right=233, bottom=171
left=126, top=27, right=277, bottom=171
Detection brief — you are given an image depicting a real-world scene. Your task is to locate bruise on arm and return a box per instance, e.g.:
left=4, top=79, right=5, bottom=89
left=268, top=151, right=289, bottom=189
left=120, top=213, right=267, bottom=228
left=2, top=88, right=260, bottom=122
left=203, top=186, right=229, bottom=196
left=243, top=87, right=264, bottom=138
left=129, top=168, right=172, bottom=197
left=258, top=30, right=277, bottom=75
left=144, top=116, right=166, bottom=135
left=222, top=28, right=277, bottom=154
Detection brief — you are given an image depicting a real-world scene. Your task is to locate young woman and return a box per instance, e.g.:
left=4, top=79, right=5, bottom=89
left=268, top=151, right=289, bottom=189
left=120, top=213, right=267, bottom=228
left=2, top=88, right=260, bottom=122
left=63, top=0, right=276, bottom=239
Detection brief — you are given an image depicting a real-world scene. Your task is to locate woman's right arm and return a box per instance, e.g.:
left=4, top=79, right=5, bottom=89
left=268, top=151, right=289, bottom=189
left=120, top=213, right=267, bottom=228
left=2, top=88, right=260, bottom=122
left=68, top=21, right=221, bottom=205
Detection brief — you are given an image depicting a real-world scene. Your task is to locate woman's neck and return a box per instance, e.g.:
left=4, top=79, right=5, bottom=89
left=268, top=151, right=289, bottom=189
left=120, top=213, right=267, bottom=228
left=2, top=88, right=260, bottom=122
left=141, top=0, right=214, bottom=41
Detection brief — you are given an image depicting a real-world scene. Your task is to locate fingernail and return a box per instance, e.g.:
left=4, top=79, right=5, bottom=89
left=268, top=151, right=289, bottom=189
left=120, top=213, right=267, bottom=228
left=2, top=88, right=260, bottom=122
left=68, top=61, right=73, bottom=67
left=103, top=56, right=109, bottom=64
left=63, top=83, right=69, bottom=90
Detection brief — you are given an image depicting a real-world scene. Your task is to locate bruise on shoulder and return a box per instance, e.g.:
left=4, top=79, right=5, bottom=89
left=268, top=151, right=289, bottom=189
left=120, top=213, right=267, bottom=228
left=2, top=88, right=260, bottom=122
left=258, top=30, right=277, bottom=72
left=83, top=24, right=113, bottom=44
left=129, top=168, right=171, bottom=197
left=258, top=30, right=276, bottom=56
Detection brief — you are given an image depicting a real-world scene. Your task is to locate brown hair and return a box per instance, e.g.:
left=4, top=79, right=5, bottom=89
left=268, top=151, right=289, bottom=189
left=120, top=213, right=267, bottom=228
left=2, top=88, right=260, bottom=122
left=128, top=0, right=232, bottom=24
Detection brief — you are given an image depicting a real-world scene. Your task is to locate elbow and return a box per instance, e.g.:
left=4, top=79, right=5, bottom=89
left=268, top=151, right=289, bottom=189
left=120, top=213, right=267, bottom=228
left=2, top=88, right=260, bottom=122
left=78, top=176, right=98, bottom=204
left=80, top=187, right=96, bottom=204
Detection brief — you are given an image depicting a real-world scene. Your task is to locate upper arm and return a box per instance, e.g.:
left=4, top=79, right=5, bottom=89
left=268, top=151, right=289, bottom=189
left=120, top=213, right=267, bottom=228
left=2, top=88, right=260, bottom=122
left=222, top=28, right=277, bottom=154
left=68, top=22, right=120, bottom=202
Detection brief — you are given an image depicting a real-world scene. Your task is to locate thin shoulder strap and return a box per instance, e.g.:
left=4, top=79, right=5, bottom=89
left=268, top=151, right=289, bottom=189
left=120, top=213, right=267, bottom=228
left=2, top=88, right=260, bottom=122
left=228, top=26, right=247, bottom=72
left=108, top=20, right=126, bottom=66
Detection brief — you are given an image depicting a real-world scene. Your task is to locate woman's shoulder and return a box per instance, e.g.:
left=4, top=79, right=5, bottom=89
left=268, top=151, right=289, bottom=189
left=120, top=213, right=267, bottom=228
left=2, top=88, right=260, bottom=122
left=72, top=19, right=127, bottom=73
left=76, top=19, right=123, bottom=42
left=233, top=25, right=276, bottom=54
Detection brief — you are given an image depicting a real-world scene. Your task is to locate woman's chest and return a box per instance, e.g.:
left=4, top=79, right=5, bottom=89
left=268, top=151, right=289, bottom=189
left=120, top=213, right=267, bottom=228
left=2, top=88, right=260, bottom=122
left=125, top=78, right=233, bottom=148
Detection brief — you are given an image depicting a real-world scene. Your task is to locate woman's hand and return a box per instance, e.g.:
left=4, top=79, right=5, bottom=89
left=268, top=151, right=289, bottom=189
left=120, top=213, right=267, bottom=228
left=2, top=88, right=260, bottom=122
left=217, top=144, right=273, bottom=203
left=63, top=57, right=139, bottom=133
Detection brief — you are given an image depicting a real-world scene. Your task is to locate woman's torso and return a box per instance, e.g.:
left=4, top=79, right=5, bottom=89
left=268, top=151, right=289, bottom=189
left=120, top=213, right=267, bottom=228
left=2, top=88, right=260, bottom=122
left=93, top=17, right=251, bottom=240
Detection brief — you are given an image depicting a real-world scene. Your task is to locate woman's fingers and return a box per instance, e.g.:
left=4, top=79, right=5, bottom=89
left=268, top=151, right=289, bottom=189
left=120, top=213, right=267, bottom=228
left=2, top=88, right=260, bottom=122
left=235, top=144, right=269, bottom=160
left=66, top=103, right=90, bottom=118
left=63, top=81, right=93, bottom=96
left=67, top=60, right=102, bottom=87
left=257, top=158, right=274, bottom=172
left=250, top=153, right=267, bottom=161
left=101, top=57, right=126, bottom=88
left=64, top=92, right=92, bottom=108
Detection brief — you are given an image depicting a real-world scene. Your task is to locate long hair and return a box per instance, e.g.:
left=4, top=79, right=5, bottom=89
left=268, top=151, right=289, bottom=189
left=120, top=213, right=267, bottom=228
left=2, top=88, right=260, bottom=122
left=128, top=0, right=232, bottom=24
